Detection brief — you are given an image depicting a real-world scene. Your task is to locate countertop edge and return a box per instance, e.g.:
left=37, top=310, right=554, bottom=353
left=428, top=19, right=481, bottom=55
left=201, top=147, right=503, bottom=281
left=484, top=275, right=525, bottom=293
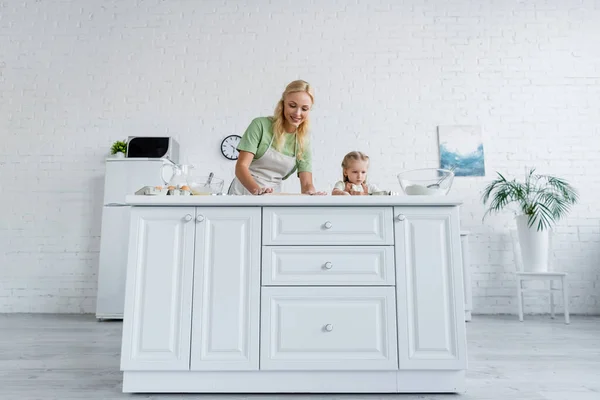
left=124, top=195, right=463, bottom=206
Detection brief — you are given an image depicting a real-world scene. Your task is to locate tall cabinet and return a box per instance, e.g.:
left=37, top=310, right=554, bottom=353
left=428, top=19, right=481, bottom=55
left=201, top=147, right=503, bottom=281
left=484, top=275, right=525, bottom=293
left=394, top=207, right=466, bottom=370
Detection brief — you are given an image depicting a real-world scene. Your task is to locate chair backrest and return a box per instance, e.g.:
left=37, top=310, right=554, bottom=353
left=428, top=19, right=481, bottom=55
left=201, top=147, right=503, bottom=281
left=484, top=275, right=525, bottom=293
left=509, top=228, right=554, bottom=272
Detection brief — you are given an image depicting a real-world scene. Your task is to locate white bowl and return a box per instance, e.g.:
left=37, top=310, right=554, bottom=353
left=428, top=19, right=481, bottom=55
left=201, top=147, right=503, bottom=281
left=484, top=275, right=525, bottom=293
left=188, top=176, right=224, bottom=195
left=397, top=168, right=454, bottom=196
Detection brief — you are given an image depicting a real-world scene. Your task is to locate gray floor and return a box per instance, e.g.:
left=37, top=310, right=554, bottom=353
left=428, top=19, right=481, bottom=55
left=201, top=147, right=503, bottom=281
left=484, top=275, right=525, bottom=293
left=0, top=315, right=599, bottom=400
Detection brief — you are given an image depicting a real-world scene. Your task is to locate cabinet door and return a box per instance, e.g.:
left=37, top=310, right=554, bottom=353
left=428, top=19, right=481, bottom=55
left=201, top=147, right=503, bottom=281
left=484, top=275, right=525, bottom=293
left=394, top=206, right=467, bottom=370
left=120, top=207, right=196, bottom=370
left=191, top=207, right=261, bottom=370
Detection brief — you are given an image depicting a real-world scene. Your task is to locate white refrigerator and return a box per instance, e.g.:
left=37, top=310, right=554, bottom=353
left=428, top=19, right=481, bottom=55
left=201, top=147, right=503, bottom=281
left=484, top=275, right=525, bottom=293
left=95, top=158, right=169, bottom=320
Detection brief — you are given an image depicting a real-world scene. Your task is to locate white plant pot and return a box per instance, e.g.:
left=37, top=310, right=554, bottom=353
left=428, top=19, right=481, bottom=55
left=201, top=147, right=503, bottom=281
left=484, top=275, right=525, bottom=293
left=113, top=152, right=125, bottom=158
left=515, top=214, right=550, bottom=272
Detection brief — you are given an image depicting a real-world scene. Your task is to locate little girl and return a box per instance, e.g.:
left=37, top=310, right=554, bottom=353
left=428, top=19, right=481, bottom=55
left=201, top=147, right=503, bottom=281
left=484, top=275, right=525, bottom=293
left=332, top=151, right=383, bottom=196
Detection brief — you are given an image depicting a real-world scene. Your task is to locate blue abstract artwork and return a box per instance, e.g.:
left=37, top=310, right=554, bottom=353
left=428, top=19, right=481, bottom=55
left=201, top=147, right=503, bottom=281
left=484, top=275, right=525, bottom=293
left=438, top=125, right=485, bottom=177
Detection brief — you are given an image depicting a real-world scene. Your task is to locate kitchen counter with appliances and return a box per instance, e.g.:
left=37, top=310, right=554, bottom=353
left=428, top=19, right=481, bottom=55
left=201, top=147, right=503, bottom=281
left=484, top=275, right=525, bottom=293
left=96, top=136, right=180, bottom=320
left=120, top=194, right=467, bottom=394
left=96, top=158, right=178, bottom=320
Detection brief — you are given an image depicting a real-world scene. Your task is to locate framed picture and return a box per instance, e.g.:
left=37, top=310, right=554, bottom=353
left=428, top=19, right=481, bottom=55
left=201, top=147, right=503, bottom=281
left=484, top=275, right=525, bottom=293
left=437, top=125, right=485, bottom=177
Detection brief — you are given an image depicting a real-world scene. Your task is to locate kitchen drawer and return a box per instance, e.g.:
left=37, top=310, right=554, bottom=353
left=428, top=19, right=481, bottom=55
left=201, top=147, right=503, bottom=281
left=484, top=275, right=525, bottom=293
left=262, top=246, right=395, bottom=286
left=262, top=207, right=394, bottom=245
left=260, top=287, right=398, bottom=370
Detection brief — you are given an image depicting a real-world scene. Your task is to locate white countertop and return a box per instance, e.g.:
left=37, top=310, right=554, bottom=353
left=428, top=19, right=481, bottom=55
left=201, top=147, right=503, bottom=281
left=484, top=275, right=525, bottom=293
left=125, top=194, right=463, bottom=206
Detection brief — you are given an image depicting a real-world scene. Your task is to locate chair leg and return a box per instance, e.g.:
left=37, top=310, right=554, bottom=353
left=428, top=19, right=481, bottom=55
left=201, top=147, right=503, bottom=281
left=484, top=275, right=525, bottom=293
left=517, top=278, right=524, bottom=322
left=550, top=281, right=555, bottom=319
left=562, top=277, right=570, bottom=325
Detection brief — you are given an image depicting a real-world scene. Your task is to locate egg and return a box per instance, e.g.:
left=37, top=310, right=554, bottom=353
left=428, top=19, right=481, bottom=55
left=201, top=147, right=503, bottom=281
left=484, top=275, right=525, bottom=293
left=180, top=185, right=190, bottom=191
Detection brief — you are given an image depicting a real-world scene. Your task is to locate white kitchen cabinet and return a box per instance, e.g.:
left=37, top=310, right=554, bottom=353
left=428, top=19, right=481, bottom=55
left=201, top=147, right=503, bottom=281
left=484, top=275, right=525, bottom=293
left=393, top=207, right=467, bottom=370
left=121, top=196, right=467, bottom=394
left=120, top=207, right=196, bottom=371
left=190, top=208, right=261, bottom=370
left=460, top=231, right=473, bottom=322
left=96, top=205, right=130, bottom=319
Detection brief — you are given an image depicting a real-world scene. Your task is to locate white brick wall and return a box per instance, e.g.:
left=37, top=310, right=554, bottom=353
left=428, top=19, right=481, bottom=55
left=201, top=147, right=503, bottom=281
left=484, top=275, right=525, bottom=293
left=1, top=0, right=599, bottom=314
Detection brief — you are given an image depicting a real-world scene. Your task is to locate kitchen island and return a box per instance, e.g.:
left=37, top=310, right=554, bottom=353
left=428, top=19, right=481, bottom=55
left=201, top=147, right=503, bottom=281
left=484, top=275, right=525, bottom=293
left=120, top=194, right=467, bottom=393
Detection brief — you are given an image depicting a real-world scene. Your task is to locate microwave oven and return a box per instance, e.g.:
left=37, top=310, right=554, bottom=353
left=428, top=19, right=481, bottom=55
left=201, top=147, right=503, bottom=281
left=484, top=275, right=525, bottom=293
left=126, top=136, right=180, bottom=162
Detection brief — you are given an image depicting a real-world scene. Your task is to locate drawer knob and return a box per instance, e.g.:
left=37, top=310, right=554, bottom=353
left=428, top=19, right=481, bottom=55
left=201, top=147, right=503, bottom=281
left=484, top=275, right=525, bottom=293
left=324, top=324, right=333, bottom=332
left=396, top=214, right=406, bottom=221
left=196, top=215, right=205, bottom=222
left=184, top=214, right=193, bottom=222
left=323, top=262, right=333, bottom=270
left=323, top=221, right=333, bottom=229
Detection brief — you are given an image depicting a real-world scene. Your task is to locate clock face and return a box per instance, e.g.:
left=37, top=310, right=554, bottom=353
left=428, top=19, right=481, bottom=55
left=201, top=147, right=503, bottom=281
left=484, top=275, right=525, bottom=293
left=221, top=135, right=241, bottom=160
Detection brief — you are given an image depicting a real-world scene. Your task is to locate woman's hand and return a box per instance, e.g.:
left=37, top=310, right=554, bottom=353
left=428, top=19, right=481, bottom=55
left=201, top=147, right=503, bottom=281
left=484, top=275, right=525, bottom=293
left=251, top=187, right=274, bottom=195
left=304, top=189, right=328, bottom=196
left=299, top=172, right=327, bottom=196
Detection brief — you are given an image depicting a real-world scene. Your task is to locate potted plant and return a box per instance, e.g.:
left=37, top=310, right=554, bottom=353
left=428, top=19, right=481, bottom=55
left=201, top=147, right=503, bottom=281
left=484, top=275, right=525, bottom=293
left=110, top=140, right=128, bottom=158
left=481, top=168, right=578, bottom=272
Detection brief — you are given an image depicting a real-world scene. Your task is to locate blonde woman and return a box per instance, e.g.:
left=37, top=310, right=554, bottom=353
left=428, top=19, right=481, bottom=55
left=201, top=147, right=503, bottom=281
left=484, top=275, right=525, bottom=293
left=332, top=151, right=382, bottom=196
left=228, top=80, right=326, bottom=195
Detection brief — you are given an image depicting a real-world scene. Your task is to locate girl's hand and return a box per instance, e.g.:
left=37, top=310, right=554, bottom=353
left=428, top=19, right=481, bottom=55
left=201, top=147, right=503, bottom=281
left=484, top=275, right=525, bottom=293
left=350, top=183, right=369, bottom=196
left=331, top=189, right=349, bottom=196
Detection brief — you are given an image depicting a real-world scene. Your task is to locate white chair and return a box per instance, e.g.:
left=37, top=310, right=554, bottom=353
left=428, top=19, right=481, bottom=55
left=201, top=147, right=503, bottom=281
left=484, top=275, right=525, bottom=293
left=510, top=230, right=570, bottom=324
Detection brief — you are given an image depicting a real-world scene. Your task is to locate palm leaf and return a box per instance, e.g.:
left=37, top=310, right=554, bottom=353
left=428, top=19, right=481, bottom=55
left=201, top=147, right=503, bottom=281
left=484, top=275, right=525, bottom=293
left=529, top=202, right=555, bottom=231
left=546, top=176, right=579, bottom=203
left=482, top=173, right=526, bottom=218
left=482, top=168, right=579, bottom=231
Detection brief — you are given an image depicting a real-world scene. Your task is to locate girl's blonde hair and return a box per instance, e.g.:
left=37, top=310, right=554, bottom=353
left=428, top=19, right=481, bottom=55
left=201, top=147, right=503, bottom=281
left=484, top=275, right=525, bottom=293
left=271, top=80, right=314, bottom=161
left=341, top=151, right=370, bottom=183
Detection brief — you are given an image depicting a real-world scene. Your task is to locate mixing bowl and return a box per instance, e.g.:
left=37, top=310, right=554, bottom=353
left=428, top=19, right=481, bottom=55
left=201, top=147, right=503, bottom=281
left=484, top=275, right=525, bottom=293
left=397, top=168, right=454, bottom=196
left=188, top=176, right=224, bottom=195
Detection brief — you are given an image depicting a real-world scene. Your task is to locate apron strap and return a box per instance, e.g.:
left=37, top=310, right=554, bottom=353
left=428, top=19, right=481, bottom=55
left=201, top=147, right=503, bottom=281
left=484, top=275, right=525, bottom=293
left=282, top=133, right=299, bottom=180
left=283, top=164, right=298, bottom=180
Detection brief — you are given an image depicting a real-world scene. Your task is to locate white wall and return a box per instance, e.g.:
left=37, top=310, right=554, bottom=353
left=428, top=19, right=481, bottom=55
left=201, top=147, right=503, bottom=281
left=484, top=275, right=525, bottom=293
left=1, top=0, right=599, bottom=314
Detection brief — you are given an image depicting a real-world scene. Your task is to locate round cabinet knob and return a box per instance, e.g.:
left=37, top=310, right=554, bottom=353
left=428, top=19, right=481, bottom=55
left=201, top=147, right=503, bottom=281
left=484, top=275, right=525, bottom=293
left=396, top=214, right=406, bottom=221
left=323, top=262, right=333, bottom=270
left=184, top=214, right=193, bottom=222
left=324, top=221, right=333, bottom=229
left=324, top=324, right=333, bottom=332
left=196, top=215, right=205, bottom=222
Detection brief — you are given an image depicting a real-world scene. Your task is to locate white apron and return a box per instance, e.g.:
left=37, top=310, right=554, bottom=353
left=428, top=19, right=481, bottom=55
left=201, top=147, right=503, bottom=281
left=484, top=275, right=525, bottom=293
left=227, top=133, right=297, bottom=195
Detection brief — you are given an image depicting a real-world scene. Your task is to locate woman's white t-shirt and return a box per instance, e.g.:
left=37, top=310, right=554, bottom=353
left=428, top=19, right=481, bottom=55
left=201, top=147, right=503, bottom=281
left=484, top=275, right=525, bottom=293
left=333, top=181, right=382, bottom=194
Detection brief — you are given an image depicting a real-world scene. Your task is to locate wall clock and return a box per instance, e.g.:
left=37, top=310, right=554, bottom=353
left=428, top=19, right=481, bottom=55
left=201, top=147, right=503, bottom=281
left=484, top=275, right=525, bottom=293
left=221, top=134, right=241, bottom=160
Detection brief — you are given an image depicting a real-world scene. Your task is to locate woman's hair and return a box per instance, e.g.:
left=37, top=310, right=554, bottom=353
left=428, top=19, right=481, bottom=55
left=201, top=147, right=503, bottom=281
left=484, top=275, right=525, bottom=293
left=341, top=151, right=370, bottom=182
left=271, top=80, right=314, bottom=161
